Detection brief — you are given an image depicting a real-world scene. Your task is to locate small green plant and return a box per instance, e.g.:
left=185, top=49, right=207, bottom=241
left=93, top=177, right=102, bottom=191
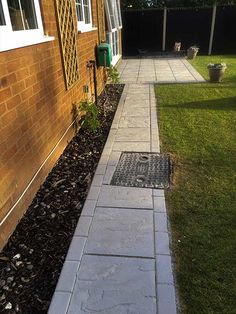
left=79, top=100, right=100, bottom=133
left=207, top=62, right=226, bottom=69
left=106, top=65, right=120, bottom=83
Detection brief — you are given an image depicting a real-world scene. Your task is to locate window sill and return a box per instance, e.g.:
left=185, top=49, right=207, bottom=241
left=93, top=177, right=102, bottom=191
left=78, top=27, right=97, bottom=34
left=0, top=35, right=55, bottom=52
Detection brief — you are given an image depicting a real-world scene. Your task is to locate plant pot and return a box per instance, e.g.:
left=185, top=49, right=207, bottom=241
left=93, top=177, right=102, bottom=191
left=208, top=67, right=226, bottom=82
left=187, top=48, right=199, bottom=60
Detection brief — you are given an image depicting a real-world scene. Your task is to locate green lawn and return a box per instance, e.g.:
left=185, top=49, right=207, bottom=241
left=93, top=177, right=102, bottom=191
left=155, top=55, right=236, bottom=314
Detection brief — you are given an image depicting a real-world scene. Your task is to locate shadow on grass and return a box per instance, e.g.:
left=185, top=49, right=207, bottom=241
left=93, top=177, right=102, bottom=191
left=166, top=96, right=236, bottom=111
left=190, top=84, right=235, bottom=88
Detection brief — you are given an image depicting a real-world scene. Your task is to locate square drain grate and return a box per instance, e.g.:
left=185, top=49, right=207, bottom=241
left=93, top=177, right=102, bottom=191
left=111, top=152, right=171, bottom=189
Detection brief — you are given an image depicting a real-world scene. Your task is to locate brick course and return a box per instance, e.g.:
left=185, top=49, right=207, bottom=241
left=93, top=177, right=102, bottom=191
left=0, top=0, right=108, bottom=249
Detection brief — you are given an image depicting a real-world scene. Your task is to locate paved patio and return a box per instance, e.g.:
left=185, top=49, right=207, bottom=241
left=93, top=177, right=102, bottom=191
left=119, top=57, right=205, bottom=83
left=48, top=58, right=204, bottom=314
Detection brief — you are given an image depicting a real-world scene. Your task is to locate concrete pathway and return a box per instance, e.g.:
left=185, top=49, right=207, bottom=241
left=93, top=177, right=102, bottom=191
left=119, top=57, right=205, bottom=83
left=48, top=58, right=204, bottom=314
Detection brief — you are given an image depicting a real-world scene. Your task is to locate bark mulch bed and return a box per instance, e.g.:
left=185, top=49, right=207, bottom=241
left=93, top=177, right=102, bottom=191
left=0, top=84, right=124, bottom=314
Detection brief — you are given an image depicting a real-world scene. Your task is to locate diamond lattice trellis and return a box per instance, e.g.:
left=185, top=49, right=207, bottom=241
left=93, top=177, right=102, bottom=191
left=97, top=0, right=106, bottom=43
left=55, top=0, right=79, bottom=89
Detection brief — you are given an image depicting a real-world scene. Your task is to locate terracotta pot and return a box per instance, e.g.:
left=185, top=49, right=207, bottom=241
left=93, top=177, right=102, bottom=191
left=208, top=67, right=226, bottom=82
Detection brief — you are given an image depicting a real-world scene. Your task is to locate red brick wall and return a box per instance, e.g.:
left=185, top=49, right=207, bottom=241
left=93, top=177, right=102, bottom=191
left=0, top=0, right=106, bottom=249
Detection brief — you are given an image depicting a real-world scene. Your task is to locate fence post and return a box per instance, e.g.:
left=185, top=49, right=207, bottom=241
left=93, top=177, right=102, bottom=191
left=208, top=3, right=217, bottom=55
left=162, top=7, right=167, bottom=51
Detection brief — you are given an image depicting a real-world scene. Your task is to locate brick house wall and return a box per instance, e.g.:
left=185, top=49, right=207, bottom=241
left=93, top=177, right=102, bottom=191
left=0, top=0, right=119, bottom=249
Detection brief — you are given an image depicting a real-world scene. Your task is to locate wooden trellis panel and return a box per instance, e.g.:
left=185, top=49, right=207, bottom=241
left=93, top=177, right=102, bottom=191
left=55, top=0, right=79, bottom=89
left=97, top=0, right=106, bottom=43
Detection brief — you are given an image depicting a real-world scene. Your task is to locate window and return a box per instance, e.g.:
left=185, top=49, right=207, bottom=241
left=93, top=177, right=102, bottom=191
left=106, top=30, right=119, bottom=57
left=0, top=0, right=54, bottom=52
left=105, top=0, right=122, bottom=65
left=75, top=0, right=92, bottom=32
left=116, top=0, right=122, bottom=28
left=0, top=1, right=5, bottom=25
left=7, top=0, right=38, bottom=30
left=105, top=0, right=122, bottom=31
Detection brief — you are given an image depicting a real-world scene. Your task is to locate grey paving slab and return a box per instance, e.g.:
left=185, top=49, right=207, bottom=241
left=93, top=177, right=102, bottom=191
left=128, top=83, right=149, bottom=88
left=137, top=79, right=156, bottom=83
left=56, top=261, right=80, bottom=292
left=119, top=58, right=205, bottom=84
left=103, top=165, right=116, bottom=184
left=122, top=107, right=150, bottom=117
left=103, top=138, right=114, bottom=149
left=121, top=76, right=138, bottom=80
left=123, top=70, right=139, bottom=74
left=156, top=255, right=174, bottom=284
left=125, top=94, right=149, bottom=100
left=123, top=101, right=150, bottom=108
left=85, top=207, right=154, bottom=257
left=107, top=151, right=121, bottom=166
left=74, top=216, right=92, bottom=237
left=66, top=236, right=86, bottom=261
left=112, top=141, right=150, bottom=152
left=157, top=284, right=177, bottom=314
left=121, top=78, right=137, bottom=83
left=81, top=199, right=97, bottom=216
left=67, top=255, right=156, bottom=314
left=98, top=153, right=110, bottom=165
left=151, top=131, right=159, bottom=147
left=115, top=127, right=150, bottom=142
left=92, top=174, right=104, bottom=186
left=155, top=232, right=170, bottom=255
left=138, top=74, right=155, bottom=78
left=151, top=145, right=160, bottom=153
left=127, top=86, right=149, bottom=92
left=127, top=89, right=150, bottom=94
left=153, top=197, right=167, bottom=213
left=155, top=212, right=168, bottom=232
left=97, top=185, right=153, bottom=209
left=119, top=116, right=150, bottom=128
left=48, top=291, right=71, bottom=314
left=153, top=189, right=165, bottom=197
left=86, top=186, right=100, bottom=200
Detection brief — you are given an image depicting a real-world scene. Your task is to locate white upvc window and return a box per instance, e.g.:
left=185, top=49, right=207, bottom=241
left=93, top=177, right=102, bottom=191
left=106, top=30, right=119, bottom=56
left=105, top=0, right=122, bottom=31
left=116, top=0, right=122, bottom=28
left=0, top=0, right=54, bottom=52
left=75, top=0, right=93, bottom=32
left=105, top=0, right=122, bottom=65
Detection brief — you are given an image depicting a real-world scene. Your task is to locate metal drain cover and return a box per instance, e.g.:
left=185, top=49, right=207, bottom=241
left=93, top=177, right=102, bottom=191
left=111, top=152, right=171, bottom=189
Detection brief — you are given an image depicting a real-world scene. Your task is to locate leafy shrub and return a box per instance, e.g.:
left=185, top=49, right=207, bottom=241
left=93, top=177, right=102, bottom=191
left=79, top=100, right=100, bottom=132
left=106, top=66, right=120, bottom=84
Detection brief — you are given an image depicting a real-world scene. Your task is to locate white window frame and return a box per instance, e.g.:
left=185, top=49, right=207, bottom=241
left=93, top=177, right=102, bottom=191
left=75, top=0, right=93, bottom=33
left=105, top=0, right=122, bottom=65
left=116, top=0, right=122, bottom=29
left=106, top=30, right=121, bottom=65
left=0, top=0, right=54, bottom=52
left=105, top=0, right=122, bottom=31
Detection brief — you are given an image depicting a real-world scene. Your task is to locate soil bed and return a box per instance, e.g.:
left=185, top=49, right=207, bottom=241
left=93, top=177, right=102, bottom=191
left=0, top=84, right=124, bottom=314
